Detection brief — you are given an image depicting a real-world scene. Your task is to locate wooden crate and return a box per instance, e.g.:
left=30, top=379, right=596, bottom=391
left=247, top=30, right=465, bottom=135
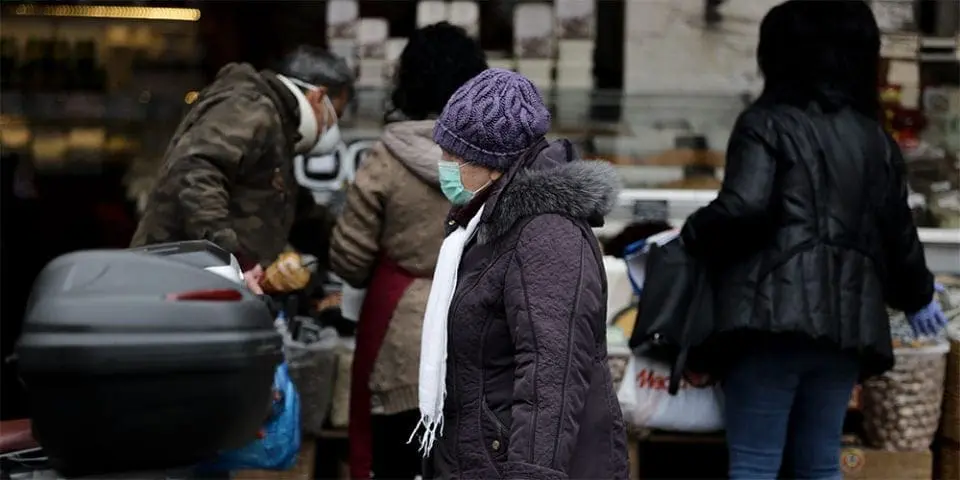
left=942, top=441, right=960, bottom=480
left=233, top=436, right=316, bottom=480
left=840, top=447, right=931, bottom=480
left=632, top=431, right=726, bottom=479
left=946, top=391, right=960, bottom=444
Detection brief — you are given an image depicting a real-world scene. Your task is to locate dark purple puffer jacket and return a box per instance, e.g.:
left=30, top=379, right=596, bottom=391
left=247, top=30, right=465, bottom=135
left=426, top=139, right=629, bottom=480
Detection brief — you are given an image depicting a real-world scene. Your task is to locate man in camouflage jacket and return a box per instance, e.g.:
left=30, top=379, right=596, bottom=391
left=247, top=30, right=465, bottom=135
left=131, top=47, right=351, bottom=275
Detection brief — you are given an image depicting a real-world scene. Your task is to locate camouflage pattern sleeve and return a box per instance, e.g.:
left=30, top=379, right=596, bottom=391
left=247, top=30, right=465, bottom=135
left=166, top=95, right=271, bottom=262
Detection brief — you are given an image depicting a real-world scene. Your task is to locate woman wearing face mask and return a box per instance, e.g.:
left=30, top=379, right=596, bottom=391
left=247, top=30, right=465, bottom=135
left=413, top=69, right=629, bottom=479
left=327, top=23, right=487, bottom=480
left=679, top=2, right=946, bottom=478
left=131, top=47, right=343, bottom=292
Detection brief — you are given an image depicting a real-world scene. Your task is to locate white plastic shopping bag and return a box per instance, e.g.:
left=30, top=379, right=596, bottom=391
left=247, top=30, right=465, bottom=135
left=340, top=283, right=367, bottom=322
left=617, top=354, right=725, bottom=432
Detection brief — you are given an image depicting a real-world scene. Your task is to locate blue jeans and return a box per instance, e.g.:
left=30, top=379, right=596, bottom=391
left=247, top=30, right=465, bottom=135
left=723, top=338, right=858, bottom=480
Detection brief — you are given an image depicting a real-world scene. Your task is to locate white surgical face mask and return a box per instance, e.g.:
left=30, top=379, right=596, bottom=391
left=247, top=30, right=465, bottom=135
left=276, top=74, right=341, bottom=156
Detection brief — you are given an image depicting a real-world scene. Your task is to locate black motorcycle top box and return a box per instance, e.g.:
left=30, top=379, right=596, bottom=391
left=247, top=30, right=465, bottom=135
left=16, top=241, right=283, bottom=477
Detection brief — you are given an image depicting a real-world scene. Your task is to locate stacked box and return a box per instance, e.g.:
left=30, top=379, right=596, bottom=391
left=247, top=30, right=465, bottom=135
left=327, top=0, right=359, bottom=75
left=357, top=18, right=389, bottom=88
left=326, top=0, right=358, bottom=41
left=555, top=0, right=594, bottom=90
left=514, top=3, right=555, bottom=92
left=416, top=0, right=448, bottom=28
left=383, top=38, right=408, bottom=86
left=449, top=1, right=480, bottom=39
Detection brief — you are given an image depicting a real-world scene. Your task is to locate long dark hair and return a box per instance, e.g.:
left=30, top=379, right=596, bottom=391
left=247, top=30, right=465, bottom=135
left=389, top=22, right=488, bottom=121
left=756, top=0, right=881, bottom=118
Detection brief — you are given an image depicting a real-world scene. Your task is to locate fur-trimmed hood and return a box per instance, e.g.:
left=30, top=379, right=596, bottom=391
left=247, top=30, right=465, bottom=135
left=477, top=139, right=621, bottom=244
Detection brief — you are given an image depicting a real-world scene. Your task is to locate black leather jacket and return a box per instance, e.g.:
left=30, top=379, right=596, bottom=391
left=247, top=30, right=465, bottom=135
left=681, top=103, right=933, bottom=376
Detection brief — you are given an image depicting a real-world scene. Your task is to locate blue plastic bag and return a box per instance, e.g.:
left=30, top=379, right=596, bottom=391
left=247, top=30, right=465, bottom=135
left=199, top=363, right=301, bottom=472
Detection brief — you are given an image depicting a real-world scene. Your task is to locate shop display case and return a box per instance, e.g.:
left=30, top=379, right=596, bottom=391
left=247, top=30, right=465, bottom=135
left=558, top=91, right=960, bottom=275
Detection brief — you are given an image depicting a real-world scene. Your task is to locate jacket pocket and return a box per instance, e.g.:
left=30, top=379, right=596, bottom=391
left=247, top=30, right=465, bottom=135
left=481, top=396, right=509, bottom=461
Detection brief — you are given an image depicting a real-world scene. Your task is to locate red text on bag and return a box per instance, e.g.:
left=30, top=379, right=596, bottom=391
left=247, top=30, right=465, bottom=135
left=635, top=369, right=693, bottom=391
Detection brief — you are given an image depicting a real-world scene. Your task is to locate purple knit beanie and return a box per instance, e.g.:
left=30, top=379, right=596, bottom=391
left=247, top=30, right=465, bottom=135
left=433, top=68, right=551, bottom=171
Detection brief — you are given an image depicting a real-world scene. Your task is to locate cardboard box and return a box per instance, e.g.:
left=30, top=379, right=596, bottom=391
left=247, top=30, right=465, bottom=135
left=840, top=447, right=932, bottom=479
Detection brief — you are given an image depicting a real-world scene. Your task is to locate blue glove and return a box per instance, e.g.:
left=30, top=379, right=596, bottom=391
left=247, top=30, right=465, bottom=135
left=906, top=283, right=948, bottom=337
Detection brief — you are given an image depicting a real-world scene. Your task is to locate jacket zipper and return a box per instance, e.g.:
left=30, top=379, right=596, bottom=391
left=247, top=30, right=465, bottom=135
left=443, top=258, right=487, bottom=454
left=481, top=396, right=507, bottom=437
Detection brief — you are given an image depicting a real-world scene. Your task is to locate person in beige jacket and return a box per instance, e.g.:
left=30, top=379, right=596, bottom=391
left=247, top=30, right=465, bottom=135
left=328, top=23, right=488, bottom=480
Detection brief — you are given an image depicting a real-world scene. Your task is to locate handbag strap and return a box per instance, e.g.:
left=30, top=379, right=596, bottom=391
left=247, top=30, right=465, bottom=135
left=668, top=262, right=708, bottom=395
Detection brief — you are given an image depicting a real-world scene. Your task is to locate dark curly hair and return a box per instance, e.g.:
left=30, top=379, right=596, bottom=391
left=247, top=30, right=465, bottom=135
left=390, top=22, right=488, bottom=121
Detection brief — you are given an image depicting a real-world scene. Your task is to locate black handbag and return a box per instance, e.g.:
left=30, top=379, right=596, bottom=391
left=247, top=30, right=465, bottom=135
left=628, top=239, right=714, bottom=395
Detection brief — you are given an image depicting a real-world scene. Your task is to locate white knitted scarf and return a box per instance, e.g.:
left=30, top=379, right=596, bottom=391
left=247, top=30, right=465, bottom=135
left=410, top=205, right=486, bottom=456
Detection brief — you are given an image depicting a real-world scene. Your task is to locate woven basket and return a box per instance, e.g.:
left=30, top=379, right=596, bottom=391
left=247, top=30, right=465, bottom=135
left=944, top=325, right=960, bottom=443
left=862, top=342, right=950, bottom=451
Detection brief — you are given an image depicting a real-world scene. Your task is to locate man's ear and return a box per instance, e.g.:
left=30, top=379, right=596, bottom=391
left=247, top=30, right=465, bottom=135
left=331, top=90, right=351, bottom=118
left=304, top=86, right=327, bottom=105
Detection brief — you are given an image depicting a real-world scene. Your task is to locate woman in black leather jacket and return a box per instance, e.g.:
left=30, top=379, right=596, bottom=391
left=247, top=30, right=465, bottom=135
left=680, top=1, right=946, bottom=479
